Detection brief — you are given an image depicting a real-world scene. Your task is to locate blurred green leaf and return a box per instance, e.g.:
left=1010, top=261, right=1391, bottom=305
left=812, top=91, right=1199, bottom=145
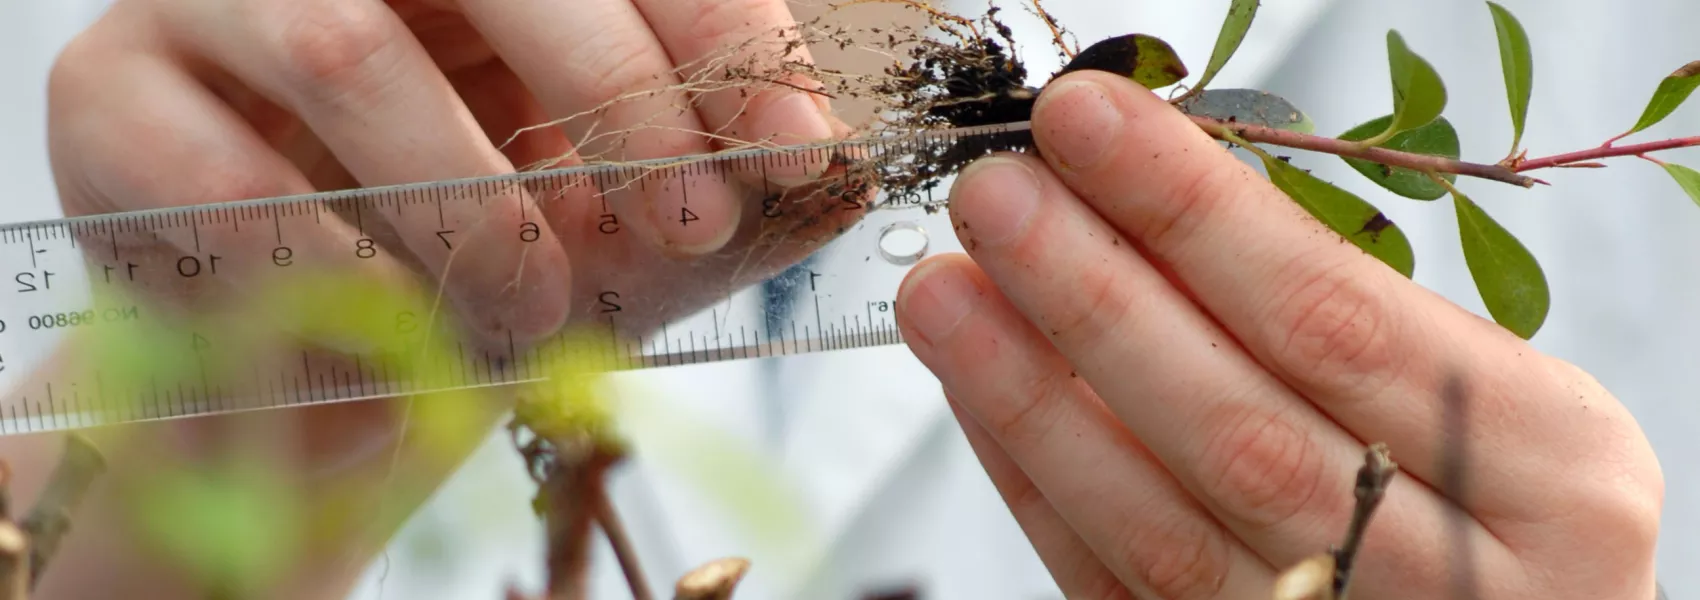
left=1177, top=88, right=1315, bottom=134
left=1660, top=162, right=1700, bottom=207
left=1487, top=2, right=1534, bottom=152
left=134, top=463, right=305, bottom=596
left=1260, top=155, right=1417, bottom=278
left=1337, top=115, right=1461, bottom=200
left=1378, top=30, right=1448, bottom=142
left=1452, top=189, right=1549, bottom=339
left=1625, top=61, right=1700, bottom=136
left=1058, top=34, right=1188, bottom=89
left=1191, top=0, right=1260, bottom=92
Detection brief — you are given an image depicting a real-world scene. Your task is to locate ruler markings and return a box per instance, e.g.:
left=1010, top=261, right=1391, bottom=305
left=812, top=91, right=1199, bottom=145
left=0, top=123, right=1030, bottom=435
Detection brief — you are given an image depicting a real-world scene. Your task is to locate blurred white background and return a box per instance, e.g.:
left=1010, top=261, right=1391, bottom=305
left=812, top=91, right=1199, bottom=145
left=1, top=0, right=1695, bottom=598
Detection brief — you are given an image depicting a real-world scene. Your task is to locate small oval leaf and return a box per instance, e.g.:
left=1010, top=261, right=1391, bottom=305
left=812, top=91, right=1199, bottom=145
left=1380, top=30, right=1449, bottom=141
left=1058, top=33, right=1188, bottom=89
left=1626, top=61, right=1700, bottom=136
left=1452, top=189, right=1549, bottom=339
left=1192, top=0, right=1260, bottom=92
left=1660, top=162, right=1700, bottom=207
left=1260, top=155, right=1416, bottom=278
left=1337, top=115, right=1461, bottom=200
left=1177, top=88, right=1315, bottom=134
left=1487, top=2, right=1534, bottom=152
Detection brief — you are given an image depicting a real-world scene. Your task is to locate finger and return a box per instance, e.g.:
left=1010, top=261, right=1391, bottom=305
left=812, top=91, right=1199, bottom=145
left=1026, top=70, right=1661, bottom=529
left=159, top=0, right=574, bottom=345
left=47, top=44, right=424, bottom=466
left=443, top=52, right=868, bottom=337
left=898, top=254, right=1277, bottom=599
left=940, top=153, right=1527, bottom=595
left=456, top=0, right=751, bottom=256
left=946, top=397, right=1131, bottom=600
left=630, top=0, right=836, bottom=146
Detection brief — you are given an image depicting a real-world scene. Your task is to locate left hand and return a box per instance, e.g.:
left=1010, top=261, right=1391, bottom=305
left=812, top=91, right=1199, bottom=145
left=895, top=69, right=1664, bottom=600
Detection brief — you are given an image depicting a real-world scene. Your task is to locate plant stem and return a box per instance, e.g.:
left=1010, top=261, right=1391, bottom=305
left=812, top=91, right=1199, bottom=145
left=593, top=491, right=653, bottom=600
left=1332, top=443, right=1398, bottom=600
left=1514, top=136, right=1700, bottom=171
left=21, top=434, right=105, bottom=591
left=1190, top=115, right=1544, bottom=188
left=1191, top=114, right=1700, bottom=189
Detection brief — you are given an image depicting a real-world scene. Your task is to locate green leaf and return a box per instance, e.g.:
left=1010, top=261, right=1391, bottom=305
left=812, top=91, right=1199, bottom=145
left=1177, top=88, right=1315, bottom=134
left=1191, top=0, right=1260, bottom=92
left=1337, top=115, right=1461, bottom=200
left=1452, top=189, right=1549, bottom=339
left=1625, top=61, right=1700, bottom=136
left=1259, top=155, right=1416, bottom=278
left=1058, top=33, right=1188, bottom=89
left=134, top=463, right=306, bottom=596
left=1660, top=162, right=1700, bottom=207
left=1377, top=30, right=1448, bottom=142
left=1486, top=2, right=1534, bottom=152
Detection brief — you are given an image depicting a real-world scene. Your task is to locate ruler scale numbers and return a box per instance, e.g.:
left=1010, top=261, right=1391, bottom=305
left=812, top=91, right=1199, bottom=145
left=0, top=122, right=1034, bottom=435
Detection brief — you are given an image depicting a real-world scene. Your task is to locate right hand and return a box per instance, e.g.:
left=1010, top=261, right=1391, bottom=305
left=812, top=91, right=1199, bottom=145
left=29, top=0, right=857, bottom=597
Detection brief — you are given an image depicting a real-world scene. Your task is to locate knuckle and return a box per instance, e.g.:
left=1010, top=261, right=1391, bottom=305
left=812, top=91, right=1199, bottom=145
left=272, top=3, right=395, bottom=96
left=1038, top=256, right=1135, bottom=350
left=1194, top=403, right=1334, bottom=533
left=681, top=0, right=774, bottom=46
left=1113, top=511, right=1231, bottom=600
left=982, top=367, right=1078, bottom=446
left=1138, top=159, right=1234, bottom=252
left=1263, top=252, right=1406, bottom=402
left=565, top=28, right=670, bottom=102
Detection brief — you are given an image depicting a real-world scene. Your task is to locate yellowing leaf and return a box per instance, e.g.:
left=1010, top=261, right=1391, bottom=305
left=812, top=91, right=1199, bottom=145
left=1057, top=34, right=1188, bottom=89
left=1626, top=61, right=1700, bottom=136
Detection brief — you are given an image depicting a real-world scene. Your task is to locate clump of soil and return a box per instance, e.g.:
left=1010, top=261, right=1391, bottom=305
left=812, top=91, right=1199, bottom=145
left=727, top=0, right=1084, bottom=210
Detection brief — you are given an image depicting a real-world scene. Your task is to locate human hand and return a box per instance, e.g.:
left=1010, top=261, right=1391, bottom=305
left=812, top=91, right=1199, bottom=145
left=32, top=0, right=850, bottom=596
left=48, top=0, right=851, bottom=342
left=895, top=70, right=1663, bottom=599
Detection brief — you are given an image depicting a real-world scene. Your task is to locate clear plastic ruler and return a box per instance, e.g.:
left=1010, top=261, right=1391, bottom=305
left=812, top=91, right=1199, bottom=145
left=0, top=122, right=1033, bottom=435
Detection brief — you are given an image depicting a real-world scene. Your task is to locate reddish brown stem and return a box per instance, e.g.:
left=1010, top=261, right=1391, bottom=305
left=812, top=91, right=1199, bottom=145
left=593, top=492, right=653, bottom=600
left=1514, top=136, right=1700, bottom=171
left=1192, top=114, right=1700, bottom=188
left=1192, top=115, right=1544, bottom=188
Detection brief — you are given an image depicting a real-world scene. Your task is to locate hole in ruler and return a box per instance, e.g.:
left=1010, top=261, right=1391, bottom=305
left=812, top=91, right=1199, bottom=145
left=877, top=221, right=929, bottom=266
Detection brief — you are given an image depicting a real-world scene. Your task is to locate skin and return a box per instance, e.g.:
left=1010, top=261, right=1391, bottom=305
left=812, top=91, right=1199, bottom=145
left=894, top=69, right=1664, bottom=599
left=19, top=0, right=855, bottom=597
left=8, top=1, right=1661, bottom=598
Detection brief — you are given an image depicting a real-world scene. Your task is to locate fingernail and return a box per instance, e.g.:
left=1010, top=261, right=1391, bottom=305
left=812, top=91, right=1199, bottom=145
left=899, top=260, right=981, bottom=346
left=757, top=93, right=835, bottom=145
left=493, top=268, right=572, bottom=343
left=1034, top=79, right=1123, bottom=171
left=951, top=156, right=1041, bottom=247
left=647, top=180, right=741, bottom=255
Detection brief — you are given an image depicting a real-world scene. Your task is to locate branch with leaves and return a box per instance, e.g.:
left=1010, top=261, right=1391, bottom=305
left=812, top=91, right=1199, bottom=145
left=1108, top=0, right=1700, bottom=340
